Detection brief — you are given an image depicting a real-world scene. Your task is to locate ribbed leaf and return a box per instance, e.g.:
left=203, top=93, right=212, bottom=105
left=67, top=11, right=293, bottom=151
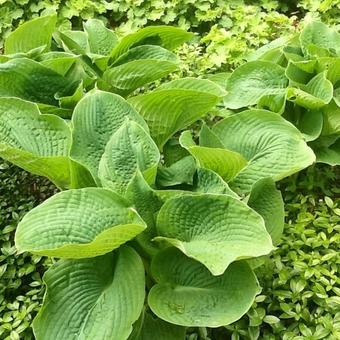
left=102, top=59, right=178, bottom=95
left=157, top=156, right=196, bottom=187
left=84, top=19, right=118, bottom=56
left=224, top=61, right=288, bottom=109
left=98, top=120, right=160, bottom=194
left=15, top=188, right=146, bottom=258
left=5, top=15, right=57, bottom=54
left=129, top=310, right=185, bottom=340
left=180, top=131, right=247, bottom=182
left=248, top=178, right=284, bottom=244
left=213, top=109, right=316, bottom=193
left=300, top=21, right=340, bottom=56
left=128, top=78, right=225, bottom=148
left=155, top=194, right=273, bottom=275
left=148, top=248, right=260, bottom=327
left=33, top=246, right=145, bottom=340
left=0, top=58, right=79, bottom=106
left=287, top=72, right=333, bottom=109
left=125, top=172, right=163, bottom=257
left=110, top=26, right=193, bottom=61
left=0, top=97, right=72, bottom=188
left=70, top=90, right=147, bottom=182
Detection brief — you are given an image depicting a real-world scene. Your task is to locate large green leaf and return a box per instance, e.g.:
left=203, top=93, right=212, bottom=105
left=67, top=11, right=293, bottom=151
left=247, top=178, right=284, bottom=244
left=110, top=26, right=193, bottom=61
left=157, top=156, right=196, bottom=187
left=0, top=58, right=79, bottom=106
left=112, top=45, right=178, bottom=67
left=194, top=168, right=239, bottom=198
left=0, top=97, right=72, bottom=188
left=224, top=61, right=288, bottom=109
left=5, top=15, right=57, bottom=54
left=33, top=246, right=145, bottom=340
left=313, top=138, right=340, bottom=165
left=180, top=130, right=247, bottom=182
left=322, top=101, right=340, bottom=137
left=129, top=310, right=185, bottom=340
left=148, top=248, right=260, bottom=327
left=38, top=52, right=78, bottom=76
left=125, top=172, right=163, bottom=257
left=70, top=90, right=147, bottom=181
left=98, top=120, right=160, bottom=194
left=300, top=21, right=340, bottom=56
left=84, top=19, right=118, bottom=56
left=128, top=78, right=225, bottom=148
left=102, top=45, right=179, bottom=95
left=155, top=194, right=272, bottom=275
left=287, top=72, right=333, bottom=109
left=15, top=188, right=146, bottom=258
left=212, top=109, right=315, bottom=193
left=102, top=60, right=178, bottom=95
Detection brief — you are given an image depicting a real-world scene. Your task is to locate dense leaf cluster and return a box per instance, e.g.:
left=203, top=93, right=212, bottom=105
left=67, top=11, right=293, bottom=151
left=0, top=16, right=320, bottom=339
left=220, top=21, right=340, bottom=166
left=1, top=0, right=339, bottom=72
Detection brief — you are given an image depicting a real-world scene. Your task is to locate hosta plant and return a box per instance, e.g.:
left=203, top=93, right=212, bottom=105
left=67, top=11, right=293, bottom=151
left=219, top=21, right=340, bottom=166
left=0, top=17, right=316, bottom=340
left=0, top=15, right=192, bottom=118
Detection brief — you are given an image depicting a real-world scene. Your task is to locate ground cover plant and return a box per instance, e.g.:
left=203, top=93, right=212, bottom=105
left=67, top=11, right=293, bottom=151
left=0, top=161, right=55, bottom=340
left=1, top=163, right=339, bottom=340
left=221, top=21, right=340, bottom=166
left=0, top=16, right=322, bottom=339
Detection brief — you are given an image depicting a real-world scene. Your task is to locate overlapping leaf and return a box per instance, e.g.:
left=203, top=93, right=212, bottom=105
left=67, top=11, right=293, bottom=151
left=212, top=109, right=315, bottom=192
left=70, top=90, right=147, bottom=181
left=148, top=248, right=260, bottom=327
left=15, top=188, right=146, bottom=258
left=128, top=78, right=226, bottom=148
left=33, top=246, right=145, bottom=340
left=155, top=193, right=273, bottom=275
left=98, top=120, right=160, bottom=194
left=0, top=97, right=72, bottom=188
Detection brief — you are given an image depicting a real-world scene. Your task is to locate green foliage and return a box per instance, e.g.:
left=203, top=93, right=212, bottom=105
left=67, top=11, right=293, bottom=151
left=0, top=16, right=317, bottom=339
left=0, top=0, right=297, bottom=73
left=0, top=160, right=55, bottom=340
left=222, top=165, right=340, bottom=340
left=222, top=21, right=340, bottom=166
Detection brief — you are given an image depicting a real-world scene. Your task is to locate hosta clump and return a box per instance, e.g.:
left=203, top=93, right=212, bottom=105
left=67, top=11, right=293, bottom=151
left=0, top=17, right=316, bottom=340
left=0, top=15, right=192, bottom=117
left=220, top=21, right=340, bottom=166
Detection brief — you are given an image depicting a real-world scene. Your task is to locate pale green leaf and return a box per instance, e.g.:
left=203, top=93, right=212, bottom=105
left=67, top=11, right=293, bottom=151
left=33, top=246, right=145, bottom=340
left=84, top=19, right=118, bottom=56
left=15, top=188, right=146, bottom=258
left=212, top=109, right=316, bottom=193
left=128, top=78, right=224, bottom=148
left=70, top=90, right=147, bottom=182
left=129, top=310, right=185, bottom=340
left=125, top=171, right=163, bottom=257
left=224, top=61, right=288, bottom=109
left=157, top=156, right=196, bottom=187
left=248, top=178, right=284, bottom=244
left=98, top=120, right=160, bottom=195
left=155, top=194, right=273, bottom=275
left=148, top=248, right=260, bottom=327
left=5, top=15, right=57, bottom=54
left=110, top=26, right=193, bottom=61
left=102, top=59, right=178, bottom=95
left=180, top=131, right=248, bottom=182
left=0, top=58, right=79, bottom=106
left=287, top=72, right=333, bottom=109
left=300, top=21, right=340, bottom=56
left=0, top=97, right=72, bottom=189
